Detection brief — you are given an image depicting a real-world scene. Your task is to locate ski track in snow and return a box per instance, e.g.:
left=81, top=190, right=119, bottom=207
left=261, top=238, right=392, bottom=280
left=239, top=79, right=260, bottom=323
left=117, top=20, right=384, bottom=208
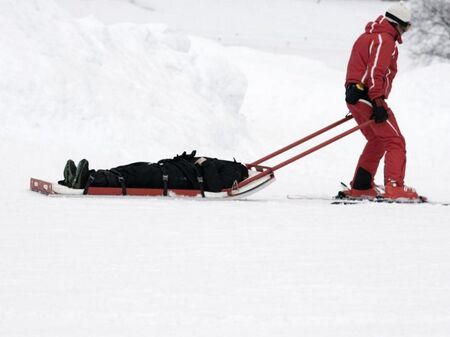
left=1, top=1, right=450, bottom=336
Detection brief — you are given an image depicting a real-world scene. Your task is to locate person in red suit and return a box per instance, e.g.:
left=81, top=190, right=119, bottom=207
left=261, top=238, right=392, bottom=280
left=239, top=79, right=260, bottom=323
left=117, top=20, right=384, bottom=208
left=343, top=1, right=419, bottom=200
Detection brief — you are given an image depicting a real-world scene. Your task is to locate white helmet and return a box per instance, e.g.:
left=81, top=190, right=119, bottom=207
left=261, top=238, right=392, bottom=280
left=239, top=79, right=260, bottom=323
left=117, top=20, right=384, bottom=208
left=386, top=1, right=411, bottom=26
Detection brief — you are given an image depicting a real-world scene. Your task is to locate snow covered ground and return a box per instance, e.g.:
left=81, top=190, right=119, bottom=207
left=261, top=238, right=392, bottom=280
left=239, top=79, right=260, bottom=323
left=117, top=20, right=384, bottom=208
left=1, top=0, right=450, bottom=336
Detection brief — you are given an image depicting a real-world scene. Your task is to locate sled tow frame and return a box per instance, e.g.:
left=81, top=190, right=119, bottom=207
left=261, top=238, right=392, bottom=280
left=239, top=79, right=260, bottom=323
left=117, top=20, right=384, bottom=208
left=226, top=115, right=373, bottom=195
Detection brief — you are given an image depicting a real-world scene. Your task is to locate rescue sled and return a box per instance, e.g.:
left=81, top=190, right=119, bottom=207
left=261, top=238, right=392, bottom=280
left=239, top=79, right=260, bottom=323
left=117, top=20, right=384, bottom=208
left=30, top=115, right=371, bottom=199
left=30, top=169, right=275, bottom=200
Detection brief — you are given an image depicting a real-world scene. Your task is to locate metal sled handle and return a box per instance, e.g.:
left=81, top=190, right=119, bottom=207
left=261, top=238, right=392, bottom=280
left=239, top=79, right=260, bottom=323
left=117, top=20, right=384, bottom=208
left=248, top=115, right=354, bottom=167
left=237, top=117, right=374, bottom=190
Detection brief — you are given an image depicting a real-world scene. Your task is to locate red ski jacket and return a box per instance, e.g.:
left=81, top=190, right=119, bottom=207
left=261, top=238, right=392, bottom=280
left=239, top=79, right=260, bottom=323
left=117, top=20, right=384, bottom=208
left=345, top=16, right=402, bottom=100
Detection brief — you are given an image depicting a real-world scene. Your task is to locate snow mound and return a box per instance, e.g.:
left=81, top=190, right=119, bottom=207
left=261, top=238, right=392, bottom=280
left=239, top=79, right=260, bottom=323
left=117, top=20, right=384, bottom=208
left=0, top=0, right=248, bottom=160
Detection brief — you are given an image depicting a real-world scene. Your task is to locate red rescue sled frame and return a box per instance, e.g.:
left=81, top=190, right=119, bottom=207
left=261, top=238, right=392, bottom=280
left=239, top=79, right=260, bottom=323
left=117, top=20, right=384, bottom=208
left=238, top=115, right=372, bottom=190
left=30, top=115, right=373, bottom=199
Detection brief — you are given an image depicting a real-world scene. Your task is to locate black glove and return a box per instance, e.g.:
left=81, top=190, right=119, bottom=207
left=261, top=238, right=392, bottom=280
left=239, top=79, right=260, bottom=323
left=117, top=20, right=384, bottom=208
left=176, top=150, right=197, bottom=159
left=371, top=97, right=389, bottom=123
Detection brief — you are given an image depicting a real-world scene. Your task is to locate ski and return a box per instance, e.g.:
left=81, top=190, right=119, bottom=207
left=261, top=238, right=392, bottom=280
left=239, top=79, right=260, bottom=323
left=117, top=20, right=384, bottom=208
left=287, top=194, right=449, bottom=206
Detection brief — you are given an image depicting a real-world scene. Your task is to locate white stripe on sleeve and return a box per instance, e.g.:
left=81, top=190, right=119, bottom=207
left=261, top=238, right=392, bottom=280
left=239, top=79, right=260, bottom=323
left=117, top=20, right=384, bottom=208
left=361, top=40, right=374, bottom=84
left=369, top=34, right=383, bottom=90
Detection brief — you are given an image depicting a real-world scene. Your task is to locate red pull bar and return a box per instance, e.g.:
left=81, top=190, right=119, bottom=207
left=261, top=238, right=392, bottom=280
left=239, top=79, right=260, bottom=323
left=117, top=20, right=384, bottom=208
left=233, top=118, right=374, bottom=191
left=248, top=115, right=354, bottom=167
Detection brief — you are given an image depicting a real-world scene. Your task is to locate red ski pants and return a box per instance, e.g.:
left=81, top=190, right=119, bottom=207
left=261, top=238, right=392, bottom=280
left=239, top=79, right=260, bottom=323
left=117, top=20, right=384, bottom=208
left=347, top=100, right=406, bottom=186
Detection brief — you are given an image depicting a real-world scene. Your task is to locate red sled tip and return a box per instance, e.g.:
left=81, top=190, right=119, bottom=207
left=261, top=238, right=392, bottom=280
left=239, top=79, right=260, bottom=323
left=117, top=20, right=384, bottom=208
left=30, top=178, right=55, bottom=195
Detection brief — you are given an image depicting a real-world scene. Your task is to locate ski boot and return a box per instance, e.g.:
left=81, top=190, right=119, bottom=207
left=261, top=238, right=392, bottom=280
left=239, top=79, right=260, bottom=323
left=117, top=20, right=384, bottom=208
left=72, top=159, right=90, bottom=189
left=383, top=180, right=419, bottom=200
left=58, top=159, right=77, bottom=187
left=337, top=182, right=380, bottom=200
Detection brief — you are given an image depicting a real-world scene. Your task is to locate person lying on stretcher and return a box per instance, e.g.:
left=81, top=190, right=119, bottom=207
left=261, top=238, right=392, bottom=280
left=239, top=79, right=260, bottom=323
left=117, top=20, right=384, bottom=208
left=58, top=151, right=249, bottom=193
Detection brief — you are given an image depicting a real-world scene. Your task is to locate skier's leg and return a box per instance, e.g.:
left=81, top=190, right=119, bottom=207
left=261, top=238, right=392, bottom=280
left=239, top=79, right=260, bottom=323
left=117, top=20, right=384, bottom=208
left=347, top=102, right=385, bottom=189
left=349, top=102, right=409, bottom=190
left=371, top=110, right=418, bottom=199
left=352, top=134, right=385, bottom=188
left=375, top=111, right=406, bottom=185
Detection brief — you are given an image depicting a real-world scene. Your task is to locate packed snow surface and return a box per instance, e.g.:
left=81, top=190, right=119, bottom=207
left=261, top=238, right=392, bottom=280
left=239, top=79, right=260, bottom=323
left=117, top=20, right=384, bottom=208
left=1, top=0, right=450, bottom=336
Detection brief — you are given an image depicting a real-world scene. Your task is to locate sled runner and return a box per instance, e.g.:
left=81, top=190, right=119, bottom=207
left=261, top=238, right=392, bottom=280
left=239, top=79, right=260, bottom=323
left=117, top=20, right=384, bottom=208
left=30, top=115, right=372, bottom=200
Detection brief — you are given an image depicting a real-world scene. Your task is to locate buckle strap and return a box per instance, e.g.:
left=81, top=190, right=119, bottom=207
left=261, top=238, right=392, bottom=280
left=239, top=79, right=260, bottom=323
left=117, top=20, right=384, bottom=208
left=192, top=164, right=205, bottom=198
left=197, top=175, right=205, bottom=198
left=83, top=174, right=96, bottom=195
left=158, top=163, right=169, bottom=196
left=110, top=169, right=127, bottom=196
